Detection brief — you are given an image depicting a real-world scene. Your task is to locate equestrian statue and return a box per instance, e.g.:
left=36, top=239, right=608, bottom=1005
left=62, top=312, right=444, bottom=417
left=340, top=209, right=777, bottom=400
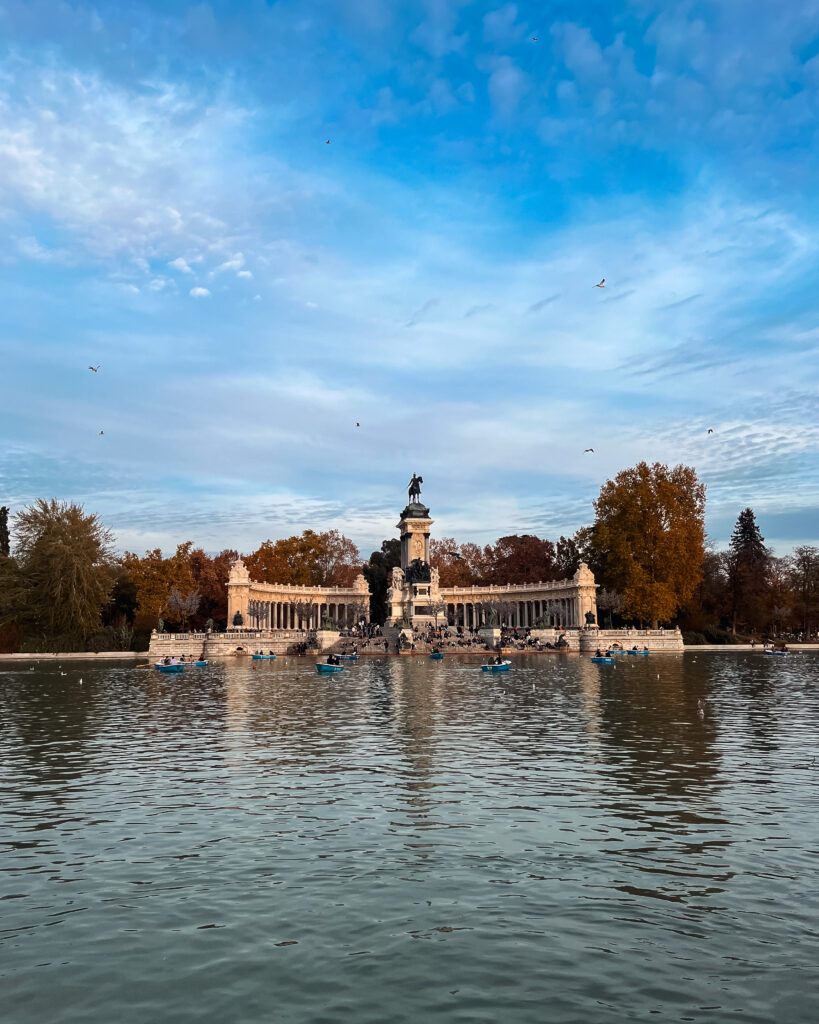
left=407, top=473, right=423, bottom=504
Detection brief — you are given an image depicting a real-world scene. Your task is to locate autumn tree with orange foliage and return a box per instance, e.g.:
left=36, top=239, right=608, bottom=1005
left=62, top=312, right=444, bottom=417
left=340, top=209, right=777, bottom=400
left=122, top=542, right=198, bottom=630
left=590, top=461, right=705, bottom=628
left=431, top=535, right=559, bottom=586
left=244, top=529, right=361, bottom=587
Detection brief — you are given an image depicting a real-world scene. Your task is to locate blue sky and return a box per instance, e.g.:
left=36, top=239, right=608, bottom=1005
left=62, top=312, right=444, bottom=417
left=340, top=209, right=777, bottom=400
left=2, top=0, right=818, bottom=558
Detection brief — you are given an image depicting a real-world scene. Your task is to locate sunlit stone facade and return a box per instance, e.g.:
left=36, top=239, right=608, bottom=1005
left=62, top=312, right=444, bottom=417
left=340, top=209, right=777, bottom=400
left=386, top=500, right=598, bottom=629
left=226, top=558, right=370, bottom=631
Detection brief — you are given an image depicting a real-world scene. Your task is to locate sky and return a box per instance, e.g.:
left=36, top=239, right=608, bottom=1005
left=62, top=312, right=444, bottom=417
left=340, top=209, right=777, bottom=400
left=2, top=0, right=819, bottom=559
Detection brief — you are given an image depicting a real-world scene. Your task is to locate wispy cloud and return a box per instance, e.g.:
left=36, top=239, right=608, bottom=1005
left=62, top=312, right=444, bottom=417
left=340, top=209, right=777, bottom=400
left=2, top=2, right=819, bottom=553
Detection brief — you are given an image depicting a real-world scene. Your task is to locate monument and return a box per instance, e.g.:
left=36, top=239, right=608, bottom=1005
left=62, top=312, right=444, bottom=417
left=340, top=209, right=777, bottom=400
left=386, top=474, right=600, bottom=631
left=385, top=475, right=441, bottom=627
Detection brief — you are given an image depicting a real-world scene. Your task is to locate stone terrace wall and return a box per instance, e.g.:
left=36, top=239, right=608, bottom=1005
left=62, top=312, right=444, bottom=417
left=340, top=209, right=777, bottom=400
left=148, top=629, right=340, bottom=660
left=579, top=627, right=684, bottom=653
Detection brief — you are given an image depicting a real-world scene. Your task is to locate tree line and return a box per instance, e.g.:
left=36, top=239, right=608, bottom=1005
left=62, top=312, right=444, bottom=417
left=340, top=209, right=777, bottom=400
left=1, top=462, right=817, bottom=651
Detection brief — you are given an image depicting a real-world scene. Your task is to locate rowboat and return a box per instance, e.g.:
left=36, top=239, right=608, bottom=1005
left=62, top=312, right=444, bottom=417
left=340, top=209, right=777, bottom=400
left=316, top=663, right=344, bottom=674
left=481, top=661, right=511, bottom=672
left=193, top=660, right=209, bottom=667
left=627, top=649, right=650, bottom=656
left=252, top=654, right=277, bottom=660
left=155, top=663, right=184, bottom=673
left=429, top=652, right=444, bottom=660
left=591, top=656, right=615, bottom=664
left=765, top=650, right=788, bottom=657
left=337, top=653, right=359, bottom=660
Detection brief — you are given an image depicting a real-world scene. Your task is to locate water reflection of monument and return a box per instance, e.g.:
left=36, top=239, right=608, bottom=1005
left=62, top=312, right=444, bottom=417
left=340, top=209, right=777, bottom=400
left=387, top=474, right=598, bottom=629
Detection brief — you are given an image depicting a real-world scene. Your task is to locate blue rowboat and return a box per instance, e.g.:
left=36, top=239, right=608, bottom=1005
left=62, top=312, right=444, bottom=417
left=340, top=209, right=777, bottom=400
left=481, top=661, right=511, bottom=672
left=193, top=660, right=208, bottom=667
left=591, top=656, right=615, bottom=664
left=316, top=663, right=344, bottom=674
left=627, top=649, right=650, bottom=656
left=765, top=650, right=788, bottom=657
left=252, top=654, right=277, bottom=660
left=337, top=653, right=359, bottom=660
left=429, top=652, right=444, bottom=660
left=155, top=663, right=184, bottom=673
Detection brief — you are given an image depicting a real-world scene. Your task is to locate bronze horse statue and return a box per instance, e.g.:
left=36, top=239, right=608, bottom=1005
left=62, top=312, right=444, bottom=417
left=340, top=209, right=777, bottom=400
left=407, top=474, right=423, bottom=503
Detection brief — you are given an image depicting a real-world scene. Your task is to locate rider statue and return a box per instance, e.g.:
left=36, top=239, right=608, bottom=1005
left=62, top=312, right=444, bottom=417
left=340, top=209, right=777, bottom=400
left=407, top=473, right=423, bottom=504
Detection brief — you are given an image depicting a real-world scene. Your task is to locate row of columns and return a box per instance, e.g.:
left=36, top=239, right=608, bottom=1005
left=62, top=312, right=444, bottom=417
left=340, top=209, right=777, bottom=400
left=446, top=597, right=580, bottom=629
left=246, top=600, right=364, bottom=631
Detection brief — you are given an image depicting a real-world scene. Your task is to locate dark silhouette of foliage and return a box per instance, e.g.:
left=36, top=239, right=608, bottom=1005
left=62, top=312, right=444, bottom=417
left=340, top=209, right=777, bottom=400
left=363, top=539, right=401, bottom=624
left=0, top=506, right=9, bottom=558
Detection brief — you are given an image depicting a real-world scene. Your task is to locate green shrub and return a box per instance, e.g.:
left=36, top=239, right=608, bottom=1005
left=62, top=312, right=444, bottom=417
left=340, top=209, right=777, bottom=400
left=702, top=626, right=741, bottom=645
left=683, top=631, right=707, bottom=645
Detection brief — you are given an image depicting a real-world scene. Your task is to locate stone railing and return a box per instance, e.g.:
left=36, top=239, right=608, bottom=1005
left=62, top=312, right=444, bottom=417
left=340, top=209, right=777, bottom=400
left=579, top=627, right=683, bottom=653
left=441, top=580, right=582, bottom=595
left=148, top=628, right=338, bottom=659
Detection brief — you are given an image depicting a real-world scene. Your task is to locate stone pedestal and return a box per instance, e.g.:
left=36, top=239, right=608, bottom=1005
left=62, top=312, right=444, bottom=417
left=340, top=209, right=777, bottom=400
left=480, top=627, right=501, bottom=648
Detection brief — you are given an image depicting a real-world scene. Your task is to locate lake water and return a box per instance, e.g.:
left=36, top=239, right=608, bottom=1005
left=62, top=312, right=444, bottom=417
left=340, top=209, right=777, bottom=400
left=1, top=653, right=817, bottom=1023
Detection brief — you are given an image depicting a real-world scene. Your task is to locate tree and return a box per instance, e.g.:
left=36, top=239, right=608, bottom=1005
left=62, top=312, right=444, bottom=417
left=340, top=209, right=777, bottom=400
left=430, top=537, right=477, bottom=586
left=363, top=538, right=401, bottom=624
left=596, top=588, right=625, bottom=628
left=188, top=547, right=237, bottom=629
left=121, top=542, right=197, bottom=630
left=680, top=547, right=730, bottom=633
left=486, top=535, right=559, bottom=585
left=591, top=461, right=705, bottom=628
left=166, top=588, right=201, bottom=630
left=726, top=508, right=771, bottom=633
left=244, top=530, right=361, bottom=587
left=11, top=499, right=116, bottom=642
left=0, top=506, right=9, bottom=557
left=429, top=599, right=447, bottom=629
left=790, top=546, right=819, bottom=637
left=555, top=534, right=581, bottom=579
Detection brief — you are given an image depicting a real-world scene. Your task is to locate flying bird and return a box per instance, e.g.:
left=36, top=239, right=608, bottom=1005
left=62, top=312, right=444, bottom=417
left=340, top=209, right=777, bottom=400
left=531, top=36, right=538, bottom=41
left=584, top=448, right=594, bottom=453
left=594, top=279, right=605, bottom=288
left=88, top=365, right=100, bottom=372
left=355, top=422, right=360, bottom=427
left=707, top=428, right=714, bottom=434
left=99, top=430, right=104, bottom=435
left=325, top=139, right=330, bottom=144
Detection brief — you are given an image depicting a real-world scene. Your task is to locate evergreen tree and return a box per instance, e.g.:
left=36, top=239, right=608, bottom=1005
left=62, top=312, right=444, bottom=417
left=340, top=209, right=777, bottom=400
left=729, top=508, right=769, bottom=564
left=726, top=508, right=771, bottom=633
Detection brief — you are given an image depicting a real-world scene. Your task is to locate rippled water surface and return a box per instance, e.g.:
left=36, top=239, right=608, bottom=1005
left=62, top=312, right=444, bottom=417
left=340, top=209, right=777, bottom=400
left=2, top=653, right=818, bottom=1023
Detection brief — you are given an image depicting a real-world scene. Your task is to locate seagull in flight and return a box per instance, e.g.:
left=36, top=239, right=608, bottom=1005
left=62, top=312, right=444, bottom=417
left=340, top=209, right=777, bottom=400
left=707, top=428, right=714, bottom=434
left=584, top=448, right=594, bottom=453
left=594, top=279, right=605, bottom=288
left=88, top=365, right=100, bottom=372
left=531, top=36, right=538, bottom=41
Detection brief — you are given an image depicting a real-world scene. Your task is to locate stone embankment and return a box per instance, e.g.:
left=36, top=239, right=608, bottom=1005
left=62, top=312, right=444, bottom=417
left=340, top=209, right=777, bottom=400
left=147, top=629, right=338, bottom=660
left=0, top=651, right=149, bottom=661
